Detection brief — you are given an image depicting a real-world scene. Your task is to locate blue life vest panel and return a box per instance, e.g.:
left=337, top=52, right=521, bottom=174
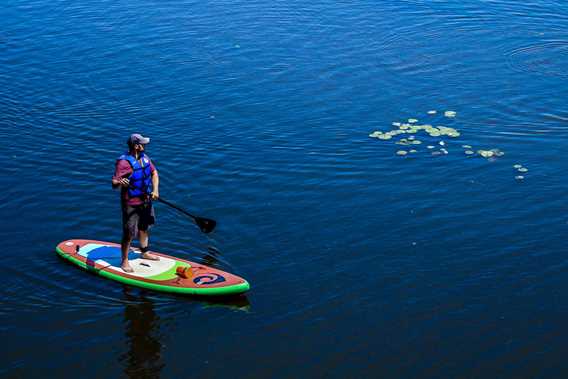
left=118, top=152, right=153, bottom=199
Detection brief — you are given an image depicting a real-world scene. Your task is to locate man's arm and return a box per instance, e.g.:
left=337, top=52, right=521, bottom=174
left=112, top=160, right=132, bottom=188
left=151, top=170, right=159, bottom=199
left=112, top=177, right=130, bottom=188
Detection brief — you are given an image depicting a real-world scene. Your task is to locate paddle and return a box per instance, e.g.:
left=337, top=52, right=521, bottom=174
left=156, top=197, right=217, bottom=234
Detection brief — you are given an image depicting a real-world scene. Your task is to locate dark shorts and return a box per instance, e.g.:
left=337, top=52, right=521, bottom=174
left=122, top=202, right=156, bottom=237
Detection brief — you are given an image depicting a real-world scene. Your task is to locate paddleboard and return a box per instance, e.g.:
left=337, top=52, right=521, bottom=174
left=56, top=239, right=250, bottom=296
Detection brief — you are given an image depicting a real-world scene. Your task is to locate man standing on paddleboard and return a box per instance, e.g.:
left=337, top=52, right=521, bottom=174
left=112, top=133, right=160, bottom=272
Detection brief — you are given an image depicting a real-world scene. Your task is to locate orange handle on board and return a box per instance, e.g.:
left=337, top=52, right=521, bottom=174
left=176, top=266, right=192, bottom=279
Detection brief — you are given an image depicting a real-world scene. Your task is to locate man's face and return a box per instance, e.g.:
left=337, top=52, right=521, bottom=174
left=136, top=143, right=146, bottom=152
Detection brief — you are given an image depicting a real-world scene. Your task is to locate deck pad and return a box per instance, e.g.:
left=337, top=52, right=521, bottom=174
left=77, top=243, right=178, bottom=278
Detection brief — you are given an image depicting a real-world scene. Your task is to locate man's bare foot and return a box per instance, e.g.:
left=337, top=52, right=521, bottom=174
left=121, top=263, right=134, bottom=273
left=141, top=252, right=160, bottom=261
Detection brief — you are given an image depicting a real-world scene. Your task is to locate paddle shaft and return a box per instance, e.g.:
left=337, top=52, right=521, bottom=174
left=157, top=197, right=198, bottom=220
left=156, top=197, right=217, bottom=233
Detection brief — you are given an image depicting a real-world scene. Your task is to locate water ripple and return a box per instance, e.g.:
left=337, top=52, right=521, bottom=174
left=506, top=40, right=568, bottom=78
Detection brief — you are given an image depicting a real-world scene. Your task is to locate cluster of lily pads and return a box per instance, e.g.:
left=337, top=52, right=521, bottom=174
left=369, top=121, right=460, bottom=142
left=368, top=110, right=465, bottom=157
left=368, top=110, right=529, bottom=180
left=513, top=164, right=528, bottom=180
left=463, top=146, right=505, bottom=158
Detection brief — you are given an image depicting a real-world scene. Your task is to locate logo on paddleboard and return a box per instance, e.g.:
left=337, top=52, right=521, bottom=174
left=193, top=273, right=226, bottom=285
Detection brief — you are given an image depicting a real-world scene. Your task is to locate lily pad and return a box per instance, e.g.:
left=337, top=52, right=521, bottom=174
left=444, top=111, right=457, bottom=118
left=462, top=145, right=472, bottom=149
left=490, top=148, right=504, bottom=156
left=396, top=150, right=408, bottom=156
left=518, top=167, right=528, bottom=173
left=464, top=150, right=475, bottom=155
left=427, top=110, right=437, bottom=115
left=408, top=118, right=418, bottom=124
left=437, top=126, right=460, bottom=137
left=513, top=164, right=522, bottom=169
left=515, top=175, right=525, bottom=180
left=478, top=150, right=494, bottom=158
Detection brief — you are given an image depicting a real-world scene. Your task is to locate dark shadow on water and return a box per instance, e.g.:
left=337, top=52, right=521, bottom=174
left=121, top=288, right=164, bottom=379
left=119, top=286, right=251, bottom=378
left=191, top=293, right=251, bottom=312
left=154, top=287, right=252, bottom=313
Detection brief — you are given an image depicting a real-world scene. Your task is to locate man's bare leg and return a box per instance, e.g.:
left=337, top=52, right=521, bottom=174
left=139, top=230, right=159, bottom=260
left=121, top=233, right=134, bottom=272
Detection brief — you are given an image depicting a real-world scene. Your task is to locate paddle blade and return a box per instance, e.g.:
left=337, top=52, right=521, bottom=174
left=196, top=217, right=216, bottom=233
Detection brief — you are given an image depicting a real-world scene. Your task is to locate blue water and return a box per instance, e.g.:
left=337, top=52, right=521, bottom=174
left=2, top=0, right=568, bottom=377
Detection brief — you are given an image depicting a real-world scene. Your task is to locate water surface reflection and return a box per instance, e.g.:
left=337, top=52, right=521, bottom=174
left=119, top=286, right=250, bottom=378
left=121, top=288, right=164, bottom=379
